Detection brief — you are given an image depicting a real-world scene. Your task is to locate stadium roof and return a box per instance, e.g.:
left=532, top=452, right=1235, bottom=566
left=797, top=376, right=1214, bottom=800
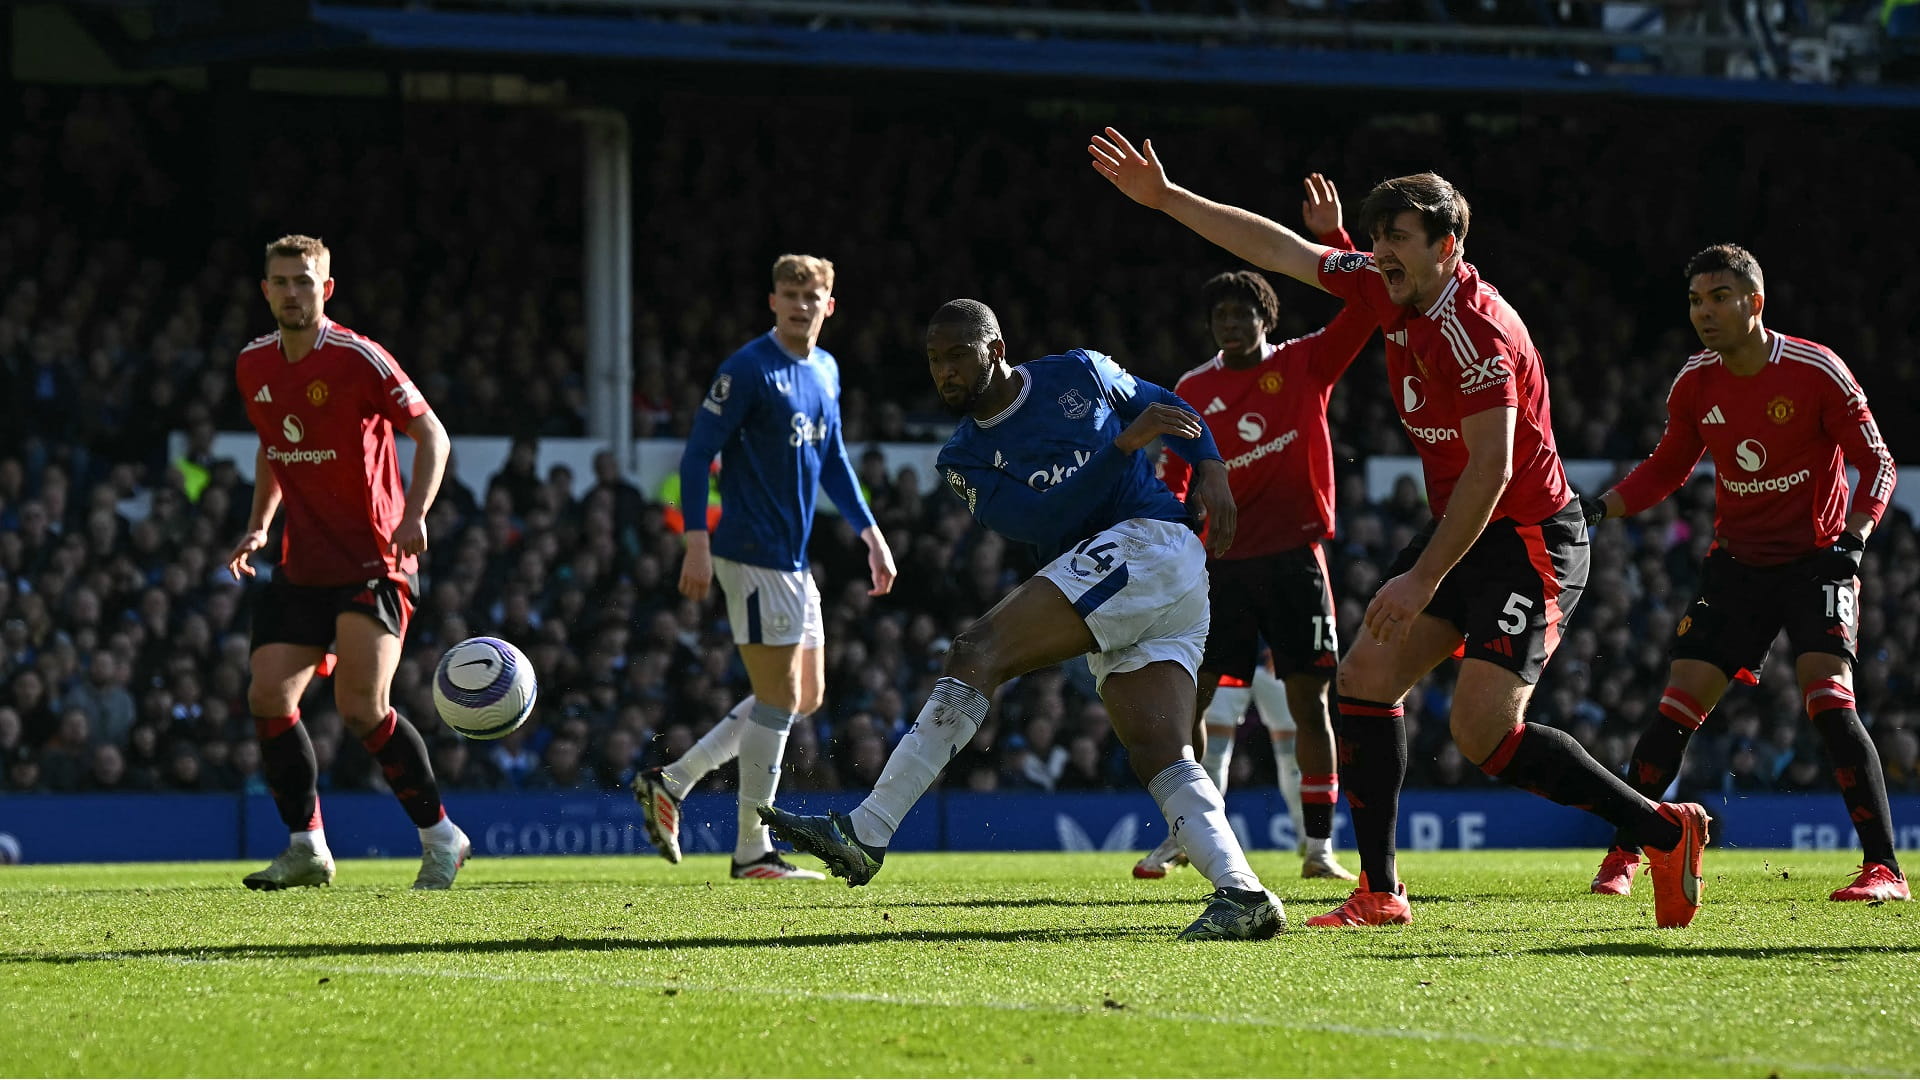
left=55, top=0, right=1920, bottom=108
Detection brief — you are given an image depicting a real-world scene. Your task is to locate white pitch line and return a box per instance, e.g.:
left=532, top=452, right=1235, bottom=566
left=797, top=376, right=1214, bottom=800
left=123, top=953, right=1904, bottom=1078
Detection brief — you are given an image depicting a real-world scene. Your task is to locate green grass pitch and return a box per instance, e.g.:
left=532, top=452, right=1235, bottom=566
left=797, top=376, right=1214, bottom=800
left=1, top=849, right=1914, bottom=1077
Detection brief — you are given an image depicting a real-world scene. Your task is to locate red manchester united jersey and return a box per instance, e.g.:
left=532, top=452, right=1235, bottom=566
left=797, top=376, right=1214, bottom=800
left=236, top=319, right=431, bottom=587
left=1317, top=254, right=1571, bottom=524
left=1161, top=304, right=1374, bottom=558
left=1613, top=331, right=1895, bottom=565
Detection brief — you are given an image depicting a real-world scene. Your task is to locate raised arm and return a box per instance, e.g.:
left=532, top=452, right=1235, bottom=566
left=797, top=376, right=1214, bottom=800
left=1089, top=127, right=1330, bottom=291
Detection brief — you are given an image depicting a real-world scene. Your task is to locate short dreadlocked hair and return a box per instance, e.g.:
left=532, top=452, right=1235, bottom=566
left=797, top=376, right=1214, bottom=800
left=1202, top=270, right=1280, bottom=329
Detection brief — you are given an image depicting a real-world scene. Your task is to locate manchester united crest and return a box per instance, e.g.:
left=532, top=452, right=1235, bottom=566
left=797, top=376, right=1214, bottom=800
left=1765, top=395, right=1794, bottom=424
left=1676, top=615, right=1693, bottom=637
left=1257, top=372, right=1283, bottom=395
left=306, top=380, right=330, bottom=407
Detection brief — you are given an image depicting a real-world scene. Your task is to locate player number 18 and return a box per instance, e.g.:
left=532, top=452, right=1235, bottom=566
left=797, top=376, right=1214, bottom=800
left=1823, top=583, right=1856, bottom=624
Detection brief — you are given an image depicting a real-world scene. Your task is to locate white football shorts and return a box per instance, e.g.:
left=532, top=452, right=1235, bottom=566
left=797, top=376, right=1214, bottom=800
left=712, top=557, right=823, bottom=649
left=1037, top=517, right=1209, bottom=689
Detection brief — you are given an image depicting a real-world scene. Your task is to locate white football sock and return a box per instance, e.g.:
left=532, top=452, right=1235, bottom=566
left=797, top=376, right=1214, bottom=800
left=1304, top=834, right=1333, bottom=859
left=1202, top=724, right=1235, bottom=797
left=1148, top=759, right=1260, bottom=893
left=734, top=701, right=796, bottom=860
left=849, top=678, right=990, bottom=848
left=291, top=828, right=329, bottom=855
left=1252, top=671, right=1307, bottom=845
left=1250, top=667, right=1292, bottom=734
left=1272, top=733, right=1305, bottom=847
left=418, top=817, right=458, bottom=849
left=663, top=695, right=755, bottom=799
left=1204, top=684, right=1252, bottom=729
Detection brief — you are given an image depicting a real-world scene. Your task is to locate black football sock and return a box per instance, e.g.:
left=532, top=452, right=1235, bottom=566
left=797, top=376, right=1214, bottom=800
left=1301, top=774, right=1337, bottom=842
left=1335, top=696, right=1406, bottom=892
left=362, top=710, right=447, bottom=829
left=1608, top=686, right=1708, bottom=854
left=255, top=712, right=321, bottom=833
left=1807, top=679, right=1899, bottom=876
left=1480, top=722, right=1683, bottom=852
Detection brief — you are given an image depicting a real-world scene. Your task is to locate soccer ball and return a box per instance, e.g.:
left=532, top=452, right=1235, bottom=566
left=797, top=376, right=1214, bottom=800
left=433, top=636, right=538, bottom=740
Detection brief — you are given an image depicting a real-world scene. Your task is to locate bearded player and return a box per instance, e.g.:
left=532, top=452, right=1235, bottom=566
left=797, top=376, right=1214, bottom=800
left=764, top=299, right=1290, bottom=941
left=229, top=234, right=467, bottom=890
left=1093, top=127, right=1711, bottom=929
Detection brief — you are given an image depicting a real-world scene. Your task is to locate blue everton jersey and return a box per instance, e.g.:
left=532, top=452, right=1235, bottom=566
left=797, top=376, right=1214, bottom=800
left=679, top=331, right=874, bottom=571
left=938, top=350, right=1220, bottom=563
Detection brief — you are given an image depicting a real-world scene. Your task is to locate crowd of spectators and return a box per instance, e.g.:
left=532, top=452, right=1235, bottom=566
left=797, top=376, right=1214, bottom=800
left=2, top=83, right=1917, bottom=808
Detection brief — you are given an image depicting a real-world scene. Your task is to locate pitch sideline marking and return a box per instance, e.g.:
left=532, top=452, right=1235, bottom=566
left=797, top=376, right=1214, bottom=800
left=128, top=953, right=1903, bottom=1077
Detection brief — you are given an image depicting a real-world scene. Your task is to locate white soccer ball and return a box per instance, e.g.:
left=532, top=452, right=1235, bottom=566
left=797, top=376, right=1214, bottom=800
left=433, top=636, right=538, bottom=740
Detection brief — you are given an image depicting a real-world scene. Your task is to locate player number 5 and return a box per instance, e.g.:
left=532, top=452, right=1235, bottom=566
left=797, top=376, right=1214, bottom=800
left=1497, top=593, right=1534, bottom=635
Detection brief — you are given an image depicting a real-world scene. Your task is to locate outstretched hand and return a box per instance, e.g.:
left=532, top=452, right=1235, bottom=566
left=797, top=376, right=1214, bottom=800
left=1302, top=173, right=1343, bottom=238
left=1088, top=127, right=1174, bottom=210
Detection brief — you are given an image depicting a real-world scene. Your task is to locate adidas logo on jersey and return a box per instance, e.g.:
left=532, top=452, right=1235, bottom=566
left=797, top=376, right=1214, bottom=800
left=1203, top=397, right=1227, bottom=415
left=254, top=386, right=272, bottom=403
left=1702, top=406, right=1725, bottom=424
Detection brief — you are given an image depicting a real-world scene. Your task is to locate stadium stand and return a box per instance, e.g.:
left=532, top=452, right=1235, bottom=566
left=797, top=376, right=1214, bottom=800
left=1, top=82, right=1916, bottom=811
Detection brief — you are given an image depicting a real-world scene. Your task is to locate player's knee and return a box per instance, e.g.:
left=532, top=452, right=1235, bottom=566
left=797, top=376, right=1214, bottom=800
left=1333, top=666, right=1383, bottom=704
left=247, top=687, right=295, bottom=719
left=944, top=625, right=1002, bottom=682
left=1448, top=711, right=1507, bottom=763
left=333, top=690, right=389, bottom=736
left=1126, top=738, right=1187, bottom=786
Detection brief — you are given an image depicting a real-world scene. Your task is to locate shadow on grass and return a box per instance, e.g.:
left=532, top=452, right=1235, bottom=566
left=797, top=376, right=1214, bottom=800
left=0, top=924, right=1177, bottom=966
left=1356, top=941, right=1920, bottom=961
